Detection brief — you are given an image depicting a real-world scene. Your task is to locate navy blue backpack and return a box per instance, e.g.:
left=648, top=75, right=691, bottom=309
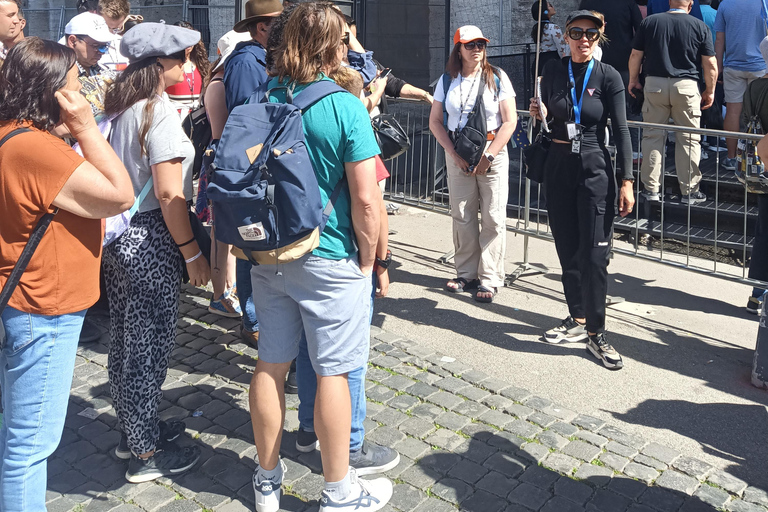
left=206, top=80, right=348, bottom=266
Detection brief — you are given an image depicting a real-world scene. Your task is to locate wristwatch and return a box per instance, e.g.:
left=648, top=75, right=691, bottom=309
left=484, top=152, right=495, bottom=163
left=375, top=249, right=392, bottom=270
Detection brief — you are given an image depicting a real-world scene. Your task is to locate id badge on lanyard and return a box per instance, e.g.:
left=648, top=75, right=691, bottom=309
left=568, top=59, right=594, bottom=154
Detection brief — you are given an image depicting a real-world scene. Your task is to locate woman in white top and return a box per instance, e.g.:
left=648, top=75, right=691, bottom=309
left=428, top=25, right=517, bottom=303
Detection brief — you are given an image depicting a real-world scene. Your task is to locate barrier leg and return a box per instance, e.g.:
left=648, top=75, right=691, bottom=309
left=752, top=305, right=768, bottom=389
left=505, top=178, right=547, bottom=285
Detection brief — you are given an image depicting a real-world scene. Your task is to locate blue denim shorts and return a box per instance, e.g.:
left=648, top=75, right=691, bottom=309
left=250, top=254, right=372, bottom=376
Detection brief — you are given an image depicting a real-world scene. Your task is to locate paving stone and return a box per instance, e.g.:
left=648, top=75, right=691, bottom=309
left=425, top=428, right=465, bottom=451
left=483, top=451, right=527, bottom=478
left=460, top=369, right=490, bottom=385
left=574, top=463, right=613, bottom=486
left=607, top=476, right=647, bottom=500
left=157, top=500, right=202, bottom=512
left=538, top=430, right=569, bottom=450
left=555, top=476, right=594, bottom=505
left=476, top=470, right=520, bottom=498
left=527, top=411, right=558, bottom=428
left=386, top=393, right=420, bottom=411
left=487, top=430, right=526, bottom=452
left=541, top=495, right=587, bottom=512
left=588, top=489, right=631, bottom=512
left=520, top=465, right=560, bottom=490
left=479, top=409, right=512, bottom=429
left=562, top=441, right=602, bottom=462
left=692, top=484, right=731, bottom=508
left=523, top=395, right=553, bottom=411
left=598, top=452, right=629, bottom=472
left=381, top=374, right=416, bottom=391
left=598, top=425, right=647, bottom=450
left=455, top=439, right=498, bottom=465
left=432, top=477, right=474, bottom=504
left=623, top=462, right=660, bottom=484
left=504, top=419, right=542, bottom=440
left=454, top=400, right=491, bottom=420
left=441, top=360, right=471, bottom=376
left=543, top=404, right=578, bottom=423
left=640, top=442, right=681, bottom=466
left=639, top=487, right=686, bottom=512
left=372, top=407, right=410, bottom=427
left=389, top=483, right=427, bottom=511
left=427, top=391, right=465, bottom=410
left=200, top=454, right=236, bottom=478
left=132, top=484, right=177, bottom=511
left=726, top=500, right=768, bottom=512
left=544, top=452, right=580, bottom=475
left=367, top=367, right=392, bottom=383
left=572, top=415, right=607, bottom=432
left=404, top=345, right=435, bottom=359
left=48, top=469, right=89, bottom=494
left=82, top=495, right=125, bottom=512
left=411, top=403, right=444, bottom=421
left=634, top=454, right=668, bottom=471
left=46, top=496, right=81, bottom=512
left=604, top=441, right=638, bottom=459
left=413, top=497, right=457, bottom=512
left=56, top=440, right=97, bottom=464
left=192, top=485, right=232, bottom=510
left=462, top=489, right=508, bottom=512
left=398, top=417, right=435, bottom=439
left=550, top=421, right=580, bottom=438
left=708, top=470, right=749, bottom=496
left=480, top=378, right=509, bottom=394
left=177, top=391, right=212, bottom=411
left=482, top=394, right=513, bottom=410
left=507, top=482, right=553, bottom=510
left=77, top=419, right=111, bottom=440
left=367, top=385, right=397, bottom=403
left=447, top=458, right=489, bottom=485
left=744, top=487, right=768, bottom=506
left=434, top=411, right=471, bottom=432
left=215, top=464, right=253, bottom=492
left=656, top=470, right=701, bottom=496
left=400, top=464, right=440, bottom=489
left=434, top=376, right=470, bottom=394
left=291, top=472, right=325, bottom=500
left=504, top=403, right=534, bottom=420
left=518, top=442, right=551, bottom=464
left=575, top=431, right=609, bottom=448
left=458, top=386, right=491, bottom=403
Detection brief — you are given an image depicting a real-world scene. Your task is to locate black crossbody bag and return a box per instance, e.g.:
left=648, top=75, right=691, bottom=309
left=453, top=75, right=488, bottom=168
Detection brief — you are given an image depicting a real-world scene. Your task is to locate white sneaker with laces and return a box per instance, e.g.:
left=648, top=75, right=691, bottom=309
left=319, top=469, right=393, bottom=512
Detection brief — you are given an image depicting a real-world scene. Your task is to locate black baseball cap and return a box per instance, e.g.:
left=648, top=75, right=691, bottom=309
left=565, top=10, right=604, bottom=28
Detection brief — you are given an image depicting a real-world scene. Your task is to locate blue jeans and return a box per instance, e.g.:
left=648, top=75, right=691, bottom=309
left=236, top=259, right=259, bottom=332
left=0, top=307, right=85, bottom=512
left=296, top=272, right=377, bottom=452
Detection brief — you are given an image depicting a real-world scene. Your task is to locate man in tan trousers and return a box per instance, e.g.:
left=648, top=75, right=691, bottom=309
left=628, top=0, right=717, bottom=205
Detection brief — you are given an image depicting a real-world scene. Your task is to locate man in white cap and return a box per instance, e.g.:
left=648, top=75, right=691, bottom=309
left=62, top=11, right=116, bottom=77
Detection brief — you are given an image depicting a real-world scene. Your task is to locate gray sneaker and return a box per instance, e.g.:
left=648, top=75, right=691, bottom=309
left=721, top=157, right=737, bottom=171
left=115, top=420, right=187, bottom=460
left=544, top=316, right=588, bottom=343
left=640, top=189, right=661, bottom=202
left=125, top=442, right=200, bottom=483
left=681, top=190, right=706, bottom=205
left=586, top=332, right=624, bottom=370
left=349, top=441, right=400, bottom=476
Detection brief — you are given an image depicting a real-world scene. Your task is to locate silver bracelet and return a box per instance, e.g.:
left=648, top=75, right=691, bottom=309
left=185, top=250, right=203, bottom=264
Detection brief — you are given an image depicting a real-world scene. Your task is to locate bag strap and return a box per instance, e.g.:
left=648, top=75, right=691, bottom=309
left=291, top=80, right=347, bottom=112
left=441, top=73, right=451, bottom=125
left=0, top=127, right=56, bottom=315
left=322, top=175, right=348, bottom=222
left=129, top=177, right=154, bottom=217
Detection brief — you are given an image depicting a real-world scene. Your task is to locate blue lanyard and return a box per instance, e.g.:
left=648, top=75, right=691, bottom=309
left=668, top=8, right=686, bottom=13
left=568, top=58, right=594, bottom=125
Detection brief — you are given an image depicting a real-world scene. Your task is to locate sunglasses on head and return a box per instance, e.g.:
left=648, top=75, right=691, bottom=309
left=567, top=27, right=600, bottom=42
left=341, top=32, right=350, bottom=45
left=463, top=40, right=486, bottom=51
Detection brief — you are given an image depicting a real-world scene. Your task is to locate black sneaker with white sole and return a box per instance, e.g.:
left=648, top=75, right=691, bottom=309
left=586, top=332, right=624, bottom=370
left=681, top=190, right=706, bottom=205
left=295, top=428, right=320, bottom=453
left=115, top=420, right=187, bottom=460
left=349, top=441, right=400, bottom=476
left=125, top=442, right=200, bottom=483
left=544, top=316, right=588, bottom=343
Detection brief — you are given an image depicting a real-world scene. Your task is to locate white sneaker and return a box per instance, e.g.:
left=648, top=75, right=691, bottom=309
left=319, top=469, right=393, bottom=512
left=253, top=460, right=286, bottom=512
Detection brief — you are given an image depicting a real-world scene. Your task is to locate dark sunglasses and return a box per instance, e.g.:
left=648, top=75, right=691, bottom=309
left=567, top=27, right=600, bottom=42
left=463, top=40, right=487, bottom=51
left=77, top=37, right=109, bottom=54
left=341, top=32, right=350, bottom=45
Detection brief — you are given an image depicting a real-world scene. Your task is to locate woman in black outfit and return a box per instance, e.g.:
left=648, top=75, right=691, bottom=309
left=530, top=10, right=635, bottom=370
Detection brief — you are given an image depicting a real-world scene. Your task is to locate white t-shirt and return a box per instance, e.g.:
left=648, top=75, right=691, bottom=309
left=434, top=68, right=516, bottom=132
left=99, top=36, right=130, bottom=72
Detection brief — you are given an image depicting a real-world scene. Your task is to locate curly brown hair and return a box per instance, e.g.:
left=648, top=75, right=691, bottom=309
left=174, top=21, right=211, bottom=85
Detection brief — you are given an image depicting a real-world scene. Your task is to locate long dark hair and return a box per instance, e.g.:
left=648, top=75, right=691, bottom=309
left=174, top=21, right=211, bottom=85
left=104, top=50, right=185, bottom=157
left=530, top=1, right=552, bottom=42
left=445, top=43, right=498, bottom=93
left=0, top=37, right=76, bottom=131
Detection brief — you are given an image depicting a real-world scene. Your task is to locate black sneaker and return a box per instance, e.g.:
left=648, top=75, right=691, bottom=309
left=747, top=295, right=763, bottom=315
left=125, top=442, right=200, bottom=483
left=544, top=316, right=588, bottom=343
left=285, top=360, right=298, bottom=394
left=349, top=441, right=400, bottom=476
left=681, top=190, right=706, bottom=205
left=296, top=428, right=319, bottom=453
left=586, top=332, right=624, bottom=370
left=115, top=420, right=187, bottom=460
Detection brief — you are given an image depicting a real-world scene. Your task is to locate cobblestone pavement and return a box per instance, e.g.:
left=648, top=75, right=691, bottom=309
left=38, top=284, right=768, bottom=512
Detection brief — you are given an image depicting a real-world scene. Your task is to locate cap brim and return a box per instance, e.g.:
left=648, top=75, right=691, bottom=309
left=233, top=11, right=280, bottom=33
left=566, top=14, right=603, bottom=28
left=457, top=36, right=490, bottom=44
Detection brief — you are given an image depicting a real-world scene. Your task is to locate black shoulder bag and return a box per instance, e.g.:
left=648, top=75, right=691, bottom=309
left=453, top=74, right=488, bottom=168
left=371, top=96, right=411, bottom=161
left=0, top=128, right=58, bottom=321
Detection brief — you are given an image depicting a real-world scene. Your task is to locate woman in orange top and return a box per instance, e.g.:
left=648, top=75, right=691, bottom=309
left=0, top=38, right=132, bottom=511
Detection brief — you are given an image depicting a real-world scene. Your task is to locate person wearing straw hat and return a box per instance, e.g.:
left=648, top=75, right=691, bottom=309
left=530, top=10, right=634, bottom=369
left=428, top=25, right=517, bottom=304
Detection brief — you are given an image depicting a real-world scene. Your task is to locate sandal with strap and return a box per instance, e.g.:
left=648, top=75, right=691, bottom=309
left=475, top=285, right=497, bottom=303
left=446, top=277, right=480, bottom=293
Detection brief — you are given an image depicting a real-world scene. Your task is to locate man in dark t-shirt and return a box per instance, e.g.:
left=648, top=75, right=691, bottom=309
left=628, top=0, right=717, bottom=205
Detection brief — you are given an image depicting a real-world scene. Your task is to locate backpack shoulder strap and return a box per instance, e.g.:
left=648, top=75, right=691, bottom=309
left=441, top=73, right=452, bottom=124
left=291, top=80, right=348, bottom=112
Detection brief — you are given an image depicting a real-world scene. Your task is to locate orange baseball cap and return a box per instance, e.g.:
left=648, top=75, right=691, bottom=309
left=454, top=25, right=490, bottom=45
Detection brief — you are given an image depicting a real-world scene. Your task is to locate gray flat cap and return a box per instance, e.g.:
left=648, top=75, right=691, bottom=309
left=120, top=22, right=201, bottom=62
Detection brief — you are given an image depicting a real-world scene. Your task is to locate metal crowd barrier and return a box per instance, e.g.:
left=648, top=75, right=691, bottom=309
left=383, top=98, right=768, bottom=291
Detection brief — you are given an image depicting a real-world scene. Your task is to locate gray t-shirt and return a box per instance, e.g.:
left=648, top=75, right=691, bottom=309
left=110, top=98, right=195, bottom=213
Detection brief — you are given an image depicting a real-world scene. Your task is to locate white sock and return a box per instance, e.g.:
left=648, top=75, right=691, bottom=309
left=324, top=471, right=352, bottom=502
left=257, top=461, right=283, bottom=483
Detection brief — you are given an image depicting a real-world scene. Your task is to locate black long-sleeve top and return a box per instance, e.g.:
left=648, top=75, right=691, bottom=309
left=541, top=57, right=633, bottom=181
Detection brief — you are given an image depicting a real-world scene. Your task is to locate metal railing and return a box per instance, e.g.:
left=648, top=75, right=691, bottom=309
left=384, top=98, right=767, bottom=290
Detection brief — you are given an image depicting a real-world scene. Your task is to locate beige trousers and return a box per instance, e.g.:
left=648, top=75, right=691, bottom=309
left=446, top=143, right=509, bottom=289
left=640, top=76, right=702, bottom=196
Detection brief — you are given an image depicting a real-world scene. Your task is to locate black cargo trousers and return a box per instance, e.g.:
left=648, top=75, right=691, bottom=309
left=544, top=141, right=616, bottom=334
